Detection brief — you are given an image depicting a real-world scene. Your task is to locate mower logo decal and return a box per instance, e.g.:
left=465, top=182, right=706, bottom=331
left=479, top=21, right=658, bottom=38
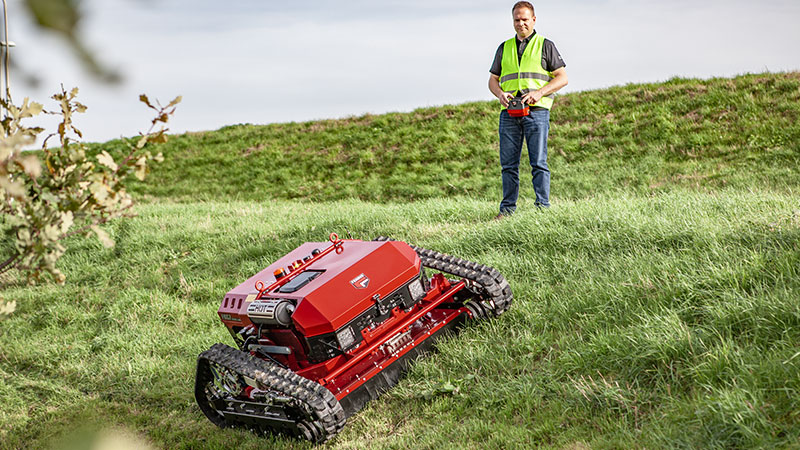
left=350, top=273, right=370, bottom=289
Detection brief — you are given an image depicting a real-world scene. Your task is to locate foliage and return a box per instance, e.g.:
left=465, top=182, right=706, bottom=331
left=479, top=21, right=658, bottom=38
left=108, top=71, right=800, bottom=203
left=0, top=87, right=180, bottom=285
left=0, top=298, right=13, bottom=317
left=21, top=0, right=120, bottom=82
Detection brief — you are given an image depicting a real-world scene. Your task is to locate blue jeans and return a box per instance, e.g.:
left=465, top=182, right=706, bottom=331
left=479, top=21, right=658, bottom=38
left=498, top=108, right=550, bottom=213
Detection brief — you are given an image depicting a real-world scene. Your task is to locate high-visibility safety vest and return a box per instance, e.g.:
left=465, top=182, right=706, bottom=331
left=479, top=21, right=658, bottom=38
left=499, top=34, right=555, bottom=110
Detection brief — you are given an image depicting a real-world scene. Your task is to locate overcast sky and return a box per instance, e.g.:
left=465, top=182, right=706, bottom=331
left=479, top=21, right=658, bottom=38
left=7, top=0, right=800, bottom=144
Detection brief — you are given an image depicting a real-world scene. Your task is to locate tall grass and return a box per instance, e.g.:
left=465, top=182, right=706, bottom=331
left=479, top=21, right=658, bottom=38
left=86, top=72, right=800, bottom=203
left=1, top=190, right=798, bottom=448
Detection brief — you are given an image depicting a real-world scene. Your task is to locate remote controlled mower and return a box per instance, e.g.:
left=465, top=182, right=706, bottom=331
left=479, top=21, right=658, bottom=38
left=194, top=234, right=512, bottom=442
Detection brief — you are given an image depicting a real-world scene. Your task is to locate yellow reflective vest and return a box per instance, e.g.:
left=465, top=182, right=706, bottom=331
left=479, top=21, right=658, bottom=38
left=499, top=34, right=554, bottom=110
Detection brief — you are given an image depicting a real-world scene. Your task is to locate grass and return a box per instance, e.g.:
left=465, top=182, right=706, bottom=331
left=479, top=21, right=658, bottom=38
left=88, top=72, right=800, bottom=203
left=2, top=71, right=800, bottom=448
left=1, top=190, right=799, bottom=449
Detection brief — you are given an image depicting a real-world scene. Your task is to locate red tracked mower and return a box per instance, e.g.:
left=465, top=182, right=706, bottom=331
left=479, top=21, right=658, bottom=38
left=194, top=234, right=512, bottom=442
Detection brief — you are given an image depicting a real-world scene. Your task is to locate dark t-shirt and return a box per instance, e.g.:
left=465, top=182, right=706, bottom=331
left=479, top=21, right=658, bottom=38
left=489, top=31, right=565, bottom=76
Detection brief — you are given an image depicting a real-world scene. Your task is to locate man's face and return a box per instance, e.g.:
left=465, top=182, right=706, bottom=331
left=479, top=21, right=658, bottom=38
left=513, top=7, right=535, bottom=38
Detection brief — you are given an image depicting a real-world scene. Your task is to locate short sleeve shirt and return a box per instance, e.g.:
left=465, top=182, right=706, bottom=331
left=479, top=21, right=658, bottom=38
left=489, top=31, right=565, bottom=76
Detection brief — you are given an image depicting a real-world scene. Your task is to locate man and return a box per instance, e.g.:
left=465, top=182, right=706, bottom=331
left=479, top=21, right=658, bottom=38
left=488, top=1, right=568, bottom=217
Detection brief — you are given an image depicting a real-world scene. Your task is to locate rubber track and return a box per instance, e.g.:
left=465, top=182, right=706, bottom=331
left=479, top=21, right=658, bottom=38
left=197, top=343, right=346, bottom=443
left=374, top=237, right=513, bottom=317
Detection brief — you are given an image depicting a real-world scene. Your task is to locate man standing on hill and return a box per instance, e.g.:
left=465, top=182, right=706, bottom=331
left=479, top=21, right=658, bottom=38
left=489, top=1, right=568, bottom=217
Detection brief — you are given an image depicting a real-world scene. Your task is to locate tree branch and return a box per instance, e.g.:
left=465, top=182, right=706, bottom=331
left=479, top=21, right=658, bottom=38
left=0, top=253, right=19, bottom=276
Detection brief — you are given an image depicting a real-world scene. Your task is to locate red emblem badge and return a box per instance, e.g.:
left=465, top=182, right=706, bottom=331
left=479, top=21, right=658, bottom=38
left=350, top=273, right=369, bottom=289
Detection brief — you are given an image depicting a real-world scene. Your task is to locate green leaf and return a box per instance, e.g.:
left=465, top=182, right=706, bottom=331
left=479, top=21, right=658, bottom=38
left=136, top=135, right=149, bottom=149
left=91, top=225, right=115, bottom=248
left=53, top=270, right=66, bottom=284
left=97, top=150, right=118, bottom=171
left=150, top=132, right=168, bottom=144
left=16, top=228, right=31, bottom=245
left=60, top=211, right=74, bottom=234
left=167, top=95, right=182, bottom=108
left=89, top=181, right=109, bottom=203
left=18, top=155, right=42, bottom=178
left=27, top=101, right=44, bottom=116
left=134, top=157, right=147, bottom=181
left=0, top=175, right=27, bottom=199
left=440, top=382, right=457, bottom=393
left=3, top=214, right=25, bottom=227
left=0, top=300, right=16, bottom=317
left=42, top=224, right=61, bottom=241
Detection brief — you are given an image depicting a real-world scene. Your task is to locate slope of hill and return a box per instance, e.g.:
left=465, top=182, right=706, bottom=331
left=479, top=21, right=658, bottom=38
left=1, top=191, right=798, bottom=449
left=2, top=72, right=799, bottom=449
left=97, top=71, right=800, bottom=202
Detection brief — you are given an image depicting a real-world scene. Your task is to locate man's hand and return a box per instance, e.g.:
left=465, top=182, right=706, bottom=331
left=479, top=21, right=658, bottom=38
left=521, top=90, right=543, bottom=105
left=522, top=68, right=568, bottom=105
left=497, top=92, right=514, bottom=108
left=489, top=74, right=514, bottom=107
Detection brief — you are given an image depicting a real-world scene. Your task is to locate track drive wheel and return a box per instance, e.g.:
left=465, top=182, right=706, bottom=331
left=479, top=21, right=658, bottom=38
left=195, top=343, right=346, bottom=443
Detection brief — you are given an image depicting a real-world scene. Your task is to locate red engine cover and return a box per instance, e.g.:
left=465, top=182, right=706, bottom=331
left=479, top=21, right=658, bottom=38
left=222, top=240, right=421, bottom=337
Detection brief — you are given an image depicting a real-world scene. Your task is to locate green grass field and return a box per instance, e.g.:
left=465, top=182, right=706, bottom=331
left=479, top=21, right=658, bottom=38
left=2, top=72, right=799, bottom=449
left=97, top=71, right=800, bottom=203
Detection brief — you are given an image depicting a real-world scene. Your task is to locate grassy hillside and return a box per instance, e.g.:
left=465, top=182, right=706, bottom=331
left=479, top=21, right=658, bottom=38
left=1, top=192, right=798, bottom=449
left=94, top=71, right=800, bottom=202
left=2, top=72, right=799, bottom=449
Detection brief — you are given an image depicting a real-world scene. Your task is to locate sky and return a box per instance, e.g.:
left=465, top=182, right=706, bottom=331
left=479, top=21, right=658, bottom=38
left=6, top=0, right=800, bottom=144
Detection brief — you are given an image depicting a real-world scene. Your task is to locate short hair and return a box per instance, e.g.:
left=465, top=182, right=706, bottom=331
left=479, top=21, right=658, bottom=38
left=512, top=1, right=535, bottom=15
